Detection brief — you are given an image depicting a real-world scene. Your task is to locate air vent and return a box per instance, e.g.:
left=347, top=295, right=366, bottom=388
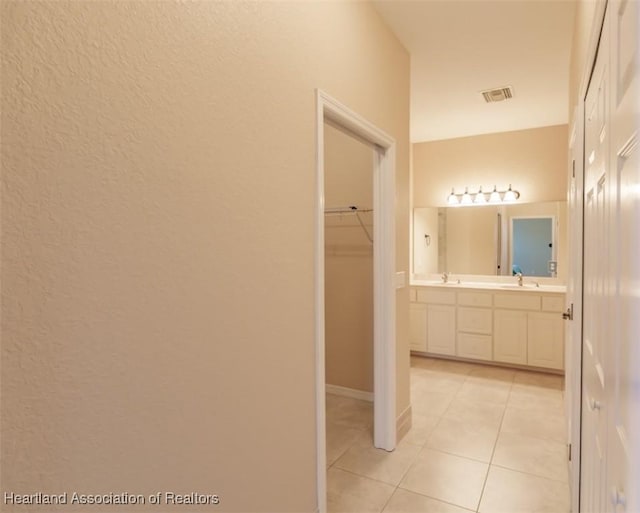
left=481, top=86, right=514, bottom=103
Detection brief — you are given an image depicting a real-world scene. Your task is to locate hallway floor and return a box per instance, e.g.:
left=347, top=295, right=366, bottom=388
left=326, top=356, right=569, bottom=513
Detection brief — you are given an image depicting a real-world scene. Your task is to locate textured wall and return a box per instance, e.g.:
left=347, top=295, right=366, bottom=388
left=1, top=2, right=410, bottom=511
left=413, top=125, right=569, bottom=208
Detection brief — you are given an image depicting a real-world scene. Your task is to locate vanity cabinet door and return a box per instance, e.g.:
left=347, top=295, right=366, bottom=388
left=427, top=305, right=456, bottom=356
left=494, top=310, right=527, bottom=365
left=409, top=303, right=427, bottom=352
left=457, top=333, right=492, bottom=361
left=528, top=312, right=564, bottom=370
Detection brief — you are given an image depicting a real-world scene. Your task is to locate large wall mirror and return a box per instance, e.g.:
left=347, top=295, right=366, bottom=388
left=413, top=201, right=566, bottom=278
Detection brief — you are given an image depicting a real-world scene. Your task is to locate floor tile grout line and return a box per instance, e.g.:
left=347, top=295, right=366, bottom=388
left=386, top=360, right=473, bottom=512
left=474, top=375, right=514, bottom=512
left=327, top=465, right=399, bottom=488
left=496, top=422, right=569, bottom=445
left=378, top=488, right=396, bottom=513
left=329, top=413, right=426, bottom=505
left=418, top=445, right=494, bottom=466
left=489, top=462, right=570, bottom=484
left=377, top=426, right=433, bottom=512
left=423, top=361, right=512, bottom=513
left=331, top=358, right=567, bottom=512
left=392, top=485, right=477, bottom=512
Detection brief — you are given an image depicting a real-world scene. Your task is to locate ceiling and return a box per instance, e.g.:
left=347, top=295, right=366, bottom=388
left=372, top=0, right=576, bottom=142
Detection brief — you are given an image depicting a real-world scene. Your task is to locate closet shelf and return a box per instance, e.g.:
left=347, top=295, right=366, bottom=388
left=324, top=205, right=373, bottom=244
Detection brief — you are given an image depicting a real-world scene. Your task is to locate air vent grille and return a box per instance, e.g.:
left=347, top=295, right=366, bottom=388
left=481, top=86, right=514, bottom=103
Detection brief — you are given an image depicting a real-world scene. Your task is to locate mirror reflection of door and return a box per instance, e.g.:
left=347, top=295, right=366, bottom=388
left=511, top=217, right=554, bottom=277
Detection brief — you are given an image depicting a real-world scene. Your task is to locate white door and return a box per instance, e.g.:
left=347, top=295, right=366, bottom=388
left=581, top=2, right=638, bottom=510
left=605, top=0, right=637, bottom=511
left=581, top=7, right=610, bottom=512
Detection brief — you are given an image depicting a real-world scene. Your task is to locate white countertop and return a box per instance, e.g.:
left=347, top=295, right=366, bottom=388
left=411, top=279, right=567, bottom=294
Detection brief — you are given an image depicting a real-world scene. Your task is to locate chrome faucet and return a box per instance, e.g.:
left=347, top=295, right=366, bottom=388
left=442, top=271, right=450, bottom=283
left=516, top=272, right=523, bottom=286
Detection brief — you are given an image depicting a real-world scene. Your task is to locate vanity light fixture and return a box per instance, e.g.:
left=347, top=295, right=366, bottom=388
left=447, top=185, right=520, bottom=206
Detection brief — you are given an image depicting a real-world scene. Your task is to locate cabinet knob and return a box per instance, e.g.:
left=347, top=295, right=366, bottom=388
left=591, top=398, right=602, bottom=410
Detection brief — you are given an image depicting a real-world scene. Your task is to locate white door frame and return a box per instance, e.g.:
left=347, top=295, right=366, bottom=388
left=566, top=105, right=584, bottom=513
left=314, top=89, right=397, bottom=513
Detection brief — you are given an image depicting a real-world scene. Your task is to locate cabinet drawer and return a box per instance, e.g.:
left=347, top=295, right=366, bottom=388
left=542, top=296, right=564, bottom=312
left=457, top=291, right=492, bottom=307
left=494, top=293, right=541, bottom=311
left=457, top=333, right=492, bottom=361
left=416, top=288, right=456, bottom=305
left=458, top=307, right=492, bottom=334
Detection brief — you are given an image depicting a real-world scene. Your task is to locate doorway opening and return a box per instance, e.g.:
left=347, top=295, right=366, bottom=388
left=314, top=90, right=397, bottom=513
left=510, top=216, right=556, bottom=277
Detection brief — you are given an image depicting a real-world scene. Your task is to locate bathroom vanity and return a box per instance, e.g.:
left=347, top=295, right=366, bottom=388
left=410, top=281, right=566, bottom=373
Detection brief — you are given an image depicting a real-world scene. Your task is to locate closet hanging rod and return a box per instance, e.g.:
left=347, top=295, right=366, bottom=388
left=324, top=205, right=373, bottom=215
left=324, top=205, right=373, bottom=244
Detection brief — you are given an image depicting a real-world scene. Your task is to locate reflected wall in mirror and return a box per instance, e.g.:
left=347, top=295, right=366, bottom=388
left=413, top=201, right=566, bottom=278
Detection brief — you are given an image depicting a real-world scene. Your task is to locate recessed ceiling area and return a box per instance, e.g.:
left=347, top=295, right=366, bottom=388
left=372, top=0, right=576, bottom=142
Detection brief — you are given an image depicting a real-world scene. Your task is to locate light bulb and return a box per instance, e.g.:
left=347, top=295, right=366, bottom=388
left=461, top=187, right=472, bottom=205
left=503, top=184, right=517, bottom=202
left=447, top=188, right=459, bottom=205
left=489, top=186, right=501, bottom=203
left=474, top=186, right=486, bottom=204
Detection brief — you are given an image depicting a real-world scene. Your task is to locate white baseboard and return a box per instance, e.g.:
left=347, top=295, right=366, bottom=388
left=325, top=383, right=374, bottom=402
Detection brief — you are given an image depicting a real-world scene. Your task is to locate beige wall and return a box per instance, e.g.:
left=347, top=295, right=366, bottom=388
left=324, top=123, right=374, bottom=394
left=413, top=125, right=569, bottom=208
left=413, top=207, right=439, bottom=275
left=445, top=208, right=497, bottom=275
left=1, top=2, right=410, bottom=511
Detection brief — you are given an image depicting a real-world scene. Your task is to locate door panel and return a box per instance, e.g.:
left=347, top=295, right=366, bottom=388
left=581, top=8, right=610, bottom=512
left=581, top=2, right=638, bottom=511
left=606, top=0, right=637, bottom=511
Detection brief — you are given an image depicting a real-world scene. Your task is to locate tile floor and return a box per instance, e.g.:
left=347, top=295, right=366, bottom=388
left=326, top=356, right=570, bottom=513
